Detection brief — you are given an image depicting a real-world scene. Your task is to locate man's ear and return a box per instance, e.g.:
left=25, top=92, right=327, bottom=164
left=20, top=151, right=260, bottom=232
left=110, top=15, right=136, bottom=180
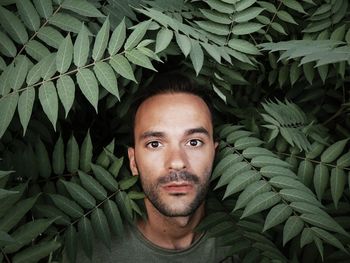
left=214, top=141, right=219, bottom=150
left=128, top=147, right=139, bottom=176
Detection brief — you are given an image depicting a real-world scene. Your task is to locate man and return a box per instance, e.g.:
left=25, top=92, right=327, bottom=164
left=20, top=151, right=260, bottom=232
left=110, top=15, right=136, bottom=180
left=78, top=73, right=237, bottom=262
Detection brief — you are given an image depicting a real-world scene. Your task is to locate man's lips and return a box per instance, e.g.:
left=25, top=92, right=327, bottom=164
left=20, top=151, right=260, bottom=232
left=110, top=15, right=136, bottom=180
left=162, top=183, right=193, bottom=193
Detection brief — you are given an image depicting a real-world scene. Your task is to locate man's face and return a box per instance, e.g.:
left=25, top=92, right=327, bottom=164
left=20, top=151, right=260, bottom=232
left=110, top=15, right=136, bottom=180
left=128, top=93, right=217, bottom=217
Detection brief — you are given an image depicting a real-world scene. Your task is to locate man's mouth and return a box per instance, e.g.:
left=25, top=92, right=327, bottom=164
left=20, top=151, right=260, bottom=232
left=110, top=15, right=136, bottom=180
left=162, top=183, right=193, bottom=193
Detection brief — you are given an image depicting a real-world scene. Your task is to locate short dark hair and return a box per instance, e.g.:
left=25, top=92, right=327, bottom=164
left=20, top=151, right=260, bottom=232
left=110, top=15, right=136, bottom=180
left=130, top=72, right=214, bottom=145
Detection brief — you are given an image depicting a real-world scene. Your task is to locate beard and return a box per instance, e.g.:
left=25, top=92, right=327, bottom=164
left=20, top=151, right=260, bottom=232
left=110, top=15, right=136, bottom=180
left=139, top=170, right=211, bottom=217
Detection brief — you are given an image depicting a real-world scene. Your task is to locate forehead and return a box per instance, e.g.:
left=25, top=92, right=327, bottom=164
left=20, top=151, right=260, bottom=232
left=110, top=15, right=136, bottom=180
left=134, top=93, right=213, bottom=137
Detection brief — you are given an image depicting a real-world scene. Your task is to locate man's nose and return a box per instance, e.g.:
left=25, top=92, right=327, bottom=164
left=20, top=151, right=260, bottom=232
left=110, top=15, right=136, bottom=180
left=166, top=146, right=187, bottom=171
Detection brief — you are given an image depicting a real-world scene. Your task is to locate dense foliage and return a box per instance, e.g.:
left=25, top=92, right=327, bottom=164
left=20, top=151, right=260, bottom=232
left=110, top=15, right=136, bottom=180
left=0, top=0, right=349, bottom=262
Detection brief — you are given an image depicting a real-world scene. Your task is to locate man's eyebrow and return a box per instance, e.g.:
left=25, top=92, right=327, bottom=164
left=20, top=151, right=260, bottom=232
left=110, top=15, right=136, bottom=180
left=139, top=131, right=166, bottom=140
left=185, top=127, right=210, bottom=137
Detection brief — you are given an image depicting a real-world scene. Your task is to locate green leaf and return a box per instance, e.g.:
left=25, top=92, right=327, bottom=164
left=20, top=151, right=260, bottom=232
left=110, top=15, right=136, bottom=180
left=3, top=218, right=56, bottom=253
left=119, top=176, right=139, bottom=190
left=195, top=21, right=230, bottom=36
left=124, top=20, right=151, bottom=50
left=277, top=10, right=298, bottom=25
left=0, top=30, right=17, bottom=57
left=91, top=163, right=119, bottom=191
left=57, top=75, right=75, bottom=117
left=49, top=193, right=84, bottom=219
left=234, top=7, right=264, bottom=23
left=108, top=157, right=124, bottom=178
left=41, top=53, right=57, bottom=80
left=205, top=0, right=235, bottom=13
left=25, top=40, right=50, bottom=61
left=52, top=134, right=65, bottom=175
left=175, top=32, right=191, bottom=57
left=12, top=240, right=60, bottom=263
left=236, top=0, right=257, bottom=11
left=300, top=213, right=348, bottom=236
left=0, top=183, right=27, bottom=217
left=241, top=191, right=281, bottom=218
left=61, top=180, right=96, bottom=209
left=290, top=61, right=301, bottom=85
left=0, top=195, right=38, bottom=232
left=57, top=34, right=73, bottom=74
left=282, top=216, right=304, bottom=245
left=313, top=164, right=329, bottom=200
left=232, top=23, right=264, bottom=35
left=215, top=162, right=251, bottom=189
left=74, top=24, right=90, bottom=67
left=80, top=131, right=93, bottom=172
left=303, top=62, right=314, bottom=84
left=91, top=208, right=111, bottom=249
left=93, top=62, right=119, bottom=100
left=155, top=27, right=173, bottom=53
left=26, top=61, right=41, bottom=85
left=263, top=204, right=293, bottom=231
left=189, top=40, right=204, bottom=76
left=49, top=13, right=84, bottom=34
left=0, top=91, right=18, bottom=137
left=321, top=139, right=348, bottom=163
left=33, top=0, right=53, bottom=19
left=35, top=137, right=52, bottom=178
left=200, top=9, right=231, bottom=24
left=0, top=5, right=28, bottom=44
left=78, top=217, right=94, bottom=259
left=93, top=18, right=110, bottom=61
left=103, top=200, right=123, bottom=236
left=226, top=130, right=252, bottom=143
left=34, top=204, right=70, bottom=225
left=224, top=170, right=260, bottom=198
left=282, top=0, right=307, bottom=14
left=234, top=137, right=263, bottom=150
left=39, top=81, right=58, bottom=130
left=78, top=170, right=107, bottom=201
left=270, top=22, right=287, bottom=35
left=201, top=43, right=221, bottom=63
left=228, top=38, right=260, bottom=55
left=128, top=191, right=145, bottom=200
left=65, top=225, right=77, bottom=263
left=76, top=68, right=99, bottom=112
left=300, top=228, right=314, bottom=248
left=337, top=151, right=350, bottom=168
left=269, top=176, right=313, bottom=194
left=110, top=54, right=136, bottom=82
left=66, top=134, right=79, bottom=173
left=311, top=227, right=346, bottom=252
left=242, top=147, right=276, bottom=159
left=330, top=168, right=346, bottom=209
left=279, top=188, right=322, bottom=207
left=297, top=160, right=314, bottom=187
left=0, top=189, right=18, bottom=200
left=18, top=87, right=35, bottom=135
left=11, top=55, right=29, bottom=91
left=235, top=180, right=271, bottom=211
left=251, top=156, right=291, bottom=168
left=125, top=49, right=156, bottom=71
left=62, top=0, right=104, bottom=17
left=108, top=18, right=126, bottom=56
left=37, top=26, right=64, bottom=49
left=0, top=230, right=15, bottom=247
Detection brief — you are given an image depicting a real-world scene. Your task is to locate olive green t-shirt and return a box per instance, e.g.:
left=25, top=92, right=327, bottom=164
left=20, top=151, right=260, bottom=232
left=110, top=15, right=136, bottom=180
left=77, top=223, right=237, bottom=263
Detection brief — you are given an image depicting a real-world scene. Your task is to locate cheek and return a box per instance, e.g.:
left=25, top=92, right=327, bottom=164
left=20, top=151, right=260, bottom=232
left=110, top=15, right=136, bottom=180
left=135, top=148, right=164, bottom=173
left=187, top=147, right=215, bottom=170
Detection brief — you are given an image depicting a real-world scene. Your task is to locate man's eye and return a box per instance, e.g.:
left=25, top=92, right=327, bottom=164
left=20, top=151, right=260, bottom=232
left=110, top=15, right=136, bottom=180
left=147, top=141, right=161, bottom=148
left=187, top=139, right=203, bottom=147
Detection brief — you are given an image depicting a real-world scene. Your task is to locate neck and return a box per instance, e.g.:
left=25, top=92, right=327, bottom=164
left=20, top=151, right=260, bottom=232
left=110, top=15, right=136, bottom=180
left=137, top=199, right=205, bottom=250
